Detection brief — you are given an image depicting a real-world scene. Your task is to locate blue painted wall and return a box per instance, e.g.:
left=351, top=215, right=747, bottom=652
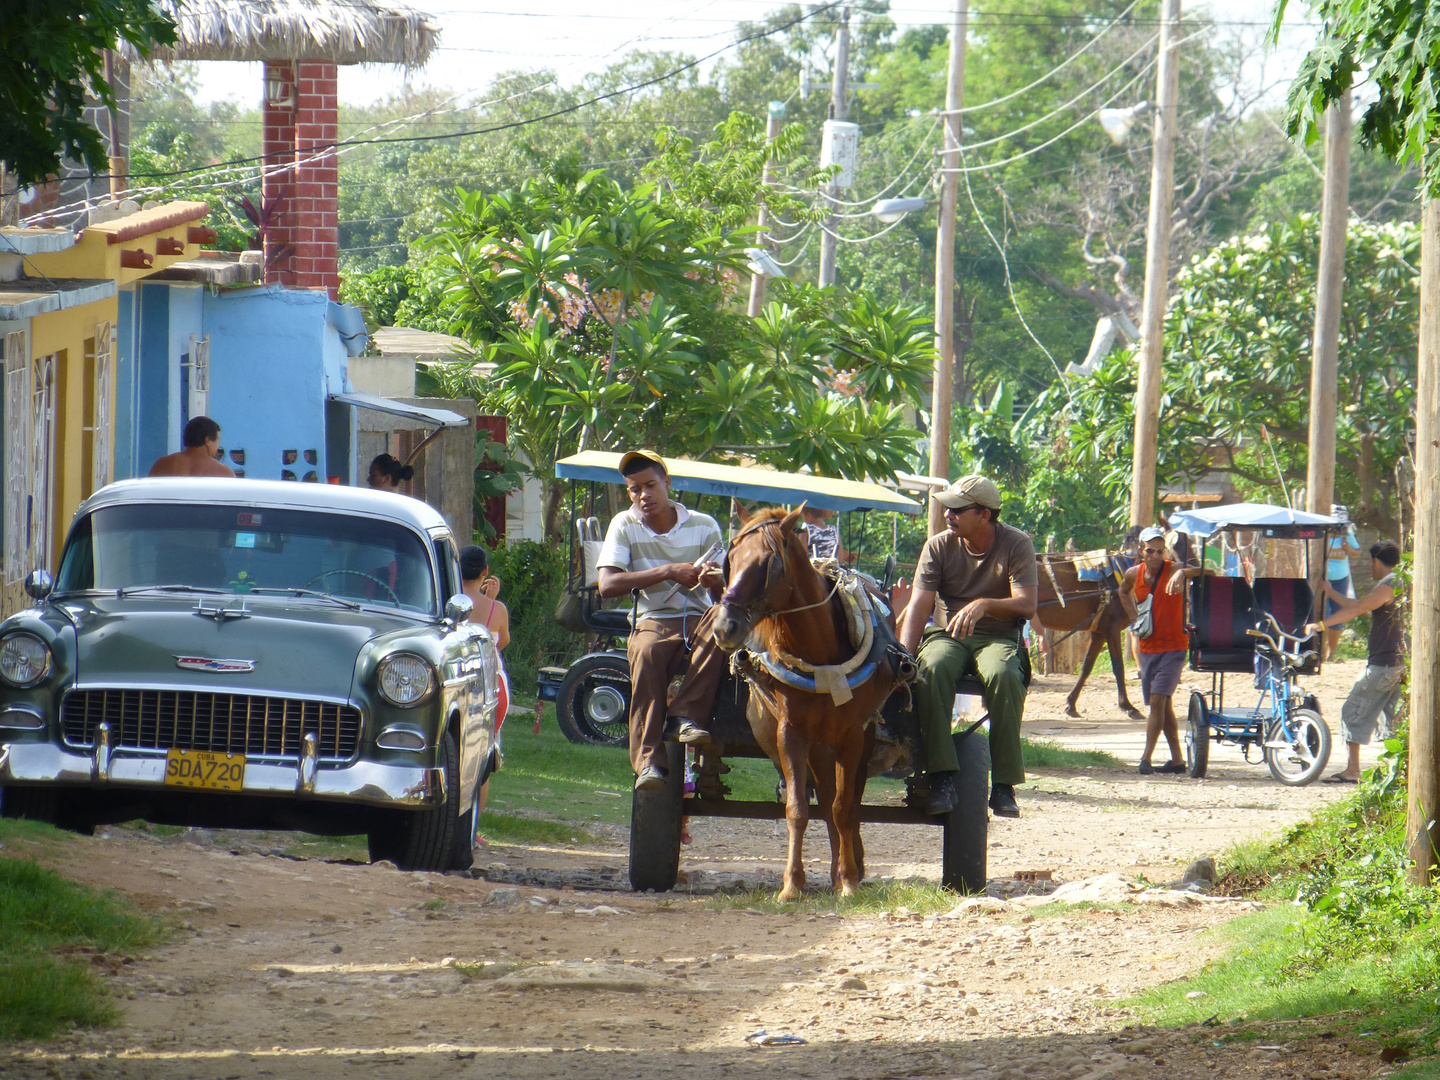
left=134, top=284, right=172, bottom=472
left=113, top=289, right=135, bottom=479
left=203, top=285, right=353, bottom=482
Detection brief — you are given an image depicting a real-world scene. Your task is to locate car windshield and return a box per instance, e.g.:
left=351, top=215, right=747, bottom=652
left=55, top=503, right=436, bottom=615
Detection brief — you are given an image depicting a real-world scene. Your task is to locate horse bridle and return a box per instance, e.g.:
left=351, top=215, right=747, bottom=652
left=720, top=519, right=841, bottom=622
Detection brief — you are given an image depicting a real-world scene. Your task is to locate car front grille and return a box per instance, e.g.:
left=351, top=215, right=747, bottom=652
left=61, top=689, right=362, bottom=761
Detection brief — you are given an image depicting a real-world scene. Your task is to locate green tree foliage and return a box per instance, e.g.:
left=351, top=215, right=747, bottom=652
left=1, top=0, right=175, bottom=185
left=1053, top=214, right=1418, bottom=530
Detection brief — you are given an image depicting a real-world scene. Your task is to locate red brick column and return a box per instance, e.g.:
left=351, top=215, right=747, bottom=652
left=261, top=60, right=297, bottom=288
left=293, top=60, right=339, bottom=299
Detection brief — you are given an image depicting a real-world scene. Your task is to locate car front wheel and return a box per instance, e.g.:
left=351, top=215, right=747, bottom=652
left=369, top=732, right=462, bottom=871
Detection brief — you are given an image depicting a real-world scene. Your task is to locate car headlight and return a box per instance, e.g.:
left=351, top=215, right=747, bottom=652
left=0, top=632, right=51, bottom=687
left=377, top=653, right=435, bottom=707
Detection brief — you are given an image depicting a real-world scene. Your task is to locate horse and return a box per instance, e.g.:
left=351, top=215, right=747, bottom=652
left=1033, top=553, right=1144, bottom=720
left=712, top=507, right=898, bottom=900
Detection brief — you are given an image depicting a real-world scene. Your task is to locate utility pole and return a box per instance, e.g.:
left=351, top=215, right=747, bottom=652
left=926, top=0, right=968, bottom=538
left=1305, top=89, right=1351, bottom=521
left=1411, top=196, right=1440, bottom=885
left=747, top=101, right=786, bottom=318
left=816, top=6, right=850, bottom=289
left=1128, top=0, right=1181, bottom=529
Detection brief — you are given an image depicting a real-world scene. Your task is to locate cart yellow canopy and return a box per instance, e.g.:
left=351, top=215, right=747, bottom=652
left=554, top=452, right=922, bottom=515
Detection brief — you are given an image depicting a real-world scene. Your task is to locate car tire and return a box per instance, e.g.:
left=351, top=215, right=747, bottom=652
left=941, top=731, right=989, bottom=894
left=449, top=749, right=495, bottom=872
left=555, top=654, right=631, bottom=746
left=1186, top=692, right=1210, bottom=779
left=628, top=741, right=684, bottom=892
left=369, top=732, right=461, bottom=872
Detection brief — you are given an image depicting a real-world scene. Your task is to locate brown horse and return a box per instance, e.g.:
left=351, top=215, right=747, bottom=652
left=713, top=507, right=895, bottom=900
left=1033, top=554, right=1143, bottom=720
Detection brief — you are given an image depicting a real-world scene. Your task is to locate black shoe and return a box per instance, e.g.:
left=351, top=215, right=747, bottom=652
left=925, top=772, right=959, bottom=815
left=988, top=783, right=1019, bottom=818
left=634, top=766, right=668, bottom=791
left=1137, top=760, right=1155, bottom=775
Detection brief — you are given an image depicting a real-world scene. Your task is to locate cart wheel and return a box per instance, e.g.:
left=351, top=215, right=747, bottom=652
left=1185, top=692, right=1210, bottom=779
left=556, top=654, right=631, bottom=746
left=629, top=741, right=685, bottom=892
left=941, top=731, right=989, bottom=894
left=1265, top=707, right=1331, bottom=786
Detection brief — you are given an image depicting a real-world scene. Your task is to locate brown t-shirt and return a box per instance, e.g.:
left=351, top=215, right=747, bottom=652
left=915, top=522, right=1038, bottom=636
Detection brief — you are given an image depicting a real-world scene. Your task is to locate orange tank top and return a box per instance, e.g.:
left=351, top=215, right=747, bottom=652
left=1135, top=561, right=1188, bottom=654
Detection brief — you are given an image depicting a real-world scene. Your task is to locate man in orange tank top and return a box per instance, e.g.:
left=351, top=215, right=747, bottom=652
left=1120, top=526, right=1207, bottom=774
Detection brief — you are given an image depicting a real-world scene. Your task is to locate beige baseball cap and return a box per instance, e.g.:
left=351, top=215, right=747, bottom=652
left=933, top=473, right=1002, bottom=511
left=618, top=449, right=668, bottom=476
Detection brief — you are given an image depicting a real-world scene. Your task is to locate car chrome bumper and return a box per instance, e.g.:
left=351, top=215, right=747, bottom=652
left=0, top=743, right=444, bottom=807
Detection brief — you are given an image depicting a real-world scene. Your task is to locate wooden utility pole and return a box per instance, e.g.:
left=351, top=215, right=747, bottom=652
left=926, top=0, right=969, bottom=538
left=1305, top=90, right=1352, bottom=520
left=1410, top=197, right=1440, bottom=885
left=817, top=6, right=850, bottom=288
left=1128, top=0, right=1181, bottom=529
left=747, top=103, right=785, bottom=318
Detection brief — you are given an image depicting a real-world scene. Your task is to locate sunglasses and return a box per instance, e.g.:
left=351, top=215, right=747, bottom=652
left=945, top=504, right=985, bottom=516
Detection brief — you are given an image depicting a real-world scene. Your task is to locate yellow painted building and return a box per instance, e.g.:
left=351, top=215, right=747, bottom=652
left=0, top=202, right=211, bottom=616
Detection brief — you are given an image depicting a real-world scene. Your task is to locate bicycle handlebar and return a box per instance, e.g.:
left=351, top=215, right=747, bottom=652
left=1245, top=612, right=1316, bottom=667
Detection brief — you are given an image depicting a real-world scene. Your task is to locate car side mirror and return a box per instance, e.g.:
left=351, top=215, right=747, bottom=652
left=24, top=570, right=52, bottom=601
left=445, top=593, right=473, bottom=626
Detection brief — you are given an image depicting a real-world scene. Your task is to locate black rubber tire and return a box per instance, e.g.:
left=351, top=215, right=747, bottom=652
left=555, top=654, right=631, bottom=746
left=449, top=748, right=495, bottom=872
left=628, top=741, right=684, bottom=892
left=369, top=731, right=462, bottom=871
left=1185, top=692, right=1210, bottom=779
left=1266, top=707, right=1332, bottom=786
left=941, top=731, right=989, bottom=894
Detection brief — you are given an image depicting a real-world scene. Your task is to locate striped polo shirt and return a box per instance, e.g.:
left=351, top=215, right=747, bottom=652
left=597, top=501, right=722, bottom=621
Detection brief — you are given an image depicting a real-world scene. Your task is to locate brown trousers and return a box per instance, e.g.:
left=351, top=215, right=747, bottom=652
left=626, top=608, right=728, bottom=774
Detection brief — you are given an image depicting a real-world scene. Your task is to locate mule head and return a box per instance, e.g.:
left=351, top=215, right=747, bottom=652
left=713, top=505, right=806, bottom=650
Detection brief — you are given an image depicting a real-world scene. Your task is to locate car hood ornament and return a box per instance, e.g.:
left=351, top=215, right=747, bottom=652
left=174, top=656, right=257, bottom=673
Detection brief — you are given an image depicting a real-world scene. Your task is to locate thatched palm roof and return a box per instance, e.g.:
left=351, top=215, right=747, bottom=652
left=135, top=0, right=439, bottom=66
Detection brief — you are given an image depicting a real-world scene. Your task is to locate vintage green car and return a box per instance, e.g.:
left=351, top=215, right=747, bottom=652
left=0, top=479, right=501, bottom=872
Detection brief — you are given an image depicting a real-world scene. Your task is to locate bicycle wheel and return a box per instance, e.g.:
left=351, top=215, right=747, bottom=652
left=1265, top=707, right=1331, bottom=786
left=1185, top=692, right=1210, bottom=779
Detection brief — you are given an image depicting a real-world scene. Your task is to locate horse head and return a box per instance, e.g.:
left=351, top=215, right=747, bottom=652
left=714, top=505, right=806, bottom=651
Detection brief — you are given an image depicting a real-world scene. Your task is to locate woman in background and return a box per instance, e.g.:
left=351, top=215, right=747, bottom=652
left=367, top=454, right=414, bottom=491
left=1324, top=505, right=1362, bottom=661
left=461, top=544, right=510, bottom=844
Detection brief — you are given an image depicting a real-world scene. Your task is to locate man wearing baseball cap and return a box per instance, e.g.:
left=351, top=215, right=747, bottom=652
left=1119, top=526, right=1208, bottom=775
left=897, top=474, right=1037, bottom=818
left=597, top=450, right=728, bottom=791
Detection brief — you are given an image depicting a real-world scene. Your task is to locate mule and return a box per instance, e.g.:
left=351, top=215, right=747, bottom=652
left=1034, top=554, right=1143, bottom=720
left=713, top=507, right=896, bottom=900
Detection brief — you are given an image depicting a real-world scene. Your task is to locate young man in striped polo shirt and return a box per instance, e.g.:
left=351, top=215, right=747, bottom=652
left=598, top=450, right=729, bottom=791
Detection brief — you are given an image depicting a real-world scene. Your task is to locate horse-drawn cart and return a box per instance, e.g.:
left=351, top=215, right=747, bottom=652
left=537, top=453, right=991, bottom=895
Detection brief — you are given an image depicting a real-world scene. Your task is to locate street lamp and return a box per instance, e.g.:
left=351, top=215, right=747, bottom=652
left=745, top=247, right=785, bottom=278
left=871, top=197, right=927, bottom=224
left=1097, top=101, right=1150, bottom=146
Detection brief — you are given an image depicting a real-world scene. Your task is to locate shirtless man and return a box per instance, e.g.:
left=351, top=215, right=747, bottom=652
left=148, top=416, right=235, bottom=478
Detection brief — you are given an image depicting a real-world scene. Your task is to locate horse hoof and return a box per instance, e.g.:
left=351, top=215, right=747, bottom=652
left=778, top=886, right=802, bottom=902
left=1064, top=705, right=1081, bottom=718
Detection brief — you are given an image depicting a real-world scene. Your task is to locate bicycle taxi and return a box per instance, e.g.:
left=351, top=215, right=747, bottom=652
left=1171, top=502, right=1343, bottom=786
left=536, top=452, right=991, bottom=893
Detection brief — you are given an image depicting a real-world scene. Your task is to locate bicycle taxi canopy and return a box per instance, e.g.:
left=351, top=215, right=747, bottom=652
left=1166, top=502, right=1341, bottom=676
left=554, top=451, right=924, bottom=515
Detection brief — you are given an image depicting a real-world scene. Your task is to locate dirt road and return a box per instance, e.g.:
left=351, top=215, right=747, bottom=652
left=3, top=660, right=1388, bottom=1079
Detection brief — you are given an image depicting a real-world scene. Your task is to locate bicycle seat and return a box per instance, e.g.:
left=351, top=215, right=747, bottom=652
left=584, top=607, right=634, bottom=635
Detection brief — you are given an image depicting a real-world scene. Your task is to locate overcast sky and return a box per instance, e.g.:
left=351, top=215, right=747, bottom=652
left=189, top=0, right=1320, bottom=110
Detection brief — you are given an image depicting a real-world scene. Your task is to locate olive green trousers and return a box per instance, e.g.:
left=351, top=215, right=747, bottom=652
left=915, top=626, right=1028, bottom=784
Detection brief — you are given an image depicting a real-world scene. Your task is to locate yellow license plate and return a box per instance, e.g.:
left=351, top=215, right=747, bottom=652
left=164, top=749, right=245, bottom=791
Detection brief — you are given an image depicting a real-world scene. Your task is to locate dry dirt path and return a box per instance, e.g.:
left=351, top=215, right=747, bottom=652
left=2, top=660, right=1390, bottom=1080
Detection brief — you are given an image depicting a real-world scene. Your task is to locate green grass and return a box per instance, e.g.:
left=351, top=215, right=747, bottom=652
left=0, top=820, right=162, bottom=1042
left=1020, top=738, right=1125, bottom=769
left=475, top=811, right=594, bottom=846
left=706, top=878, right=965, bottom=915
